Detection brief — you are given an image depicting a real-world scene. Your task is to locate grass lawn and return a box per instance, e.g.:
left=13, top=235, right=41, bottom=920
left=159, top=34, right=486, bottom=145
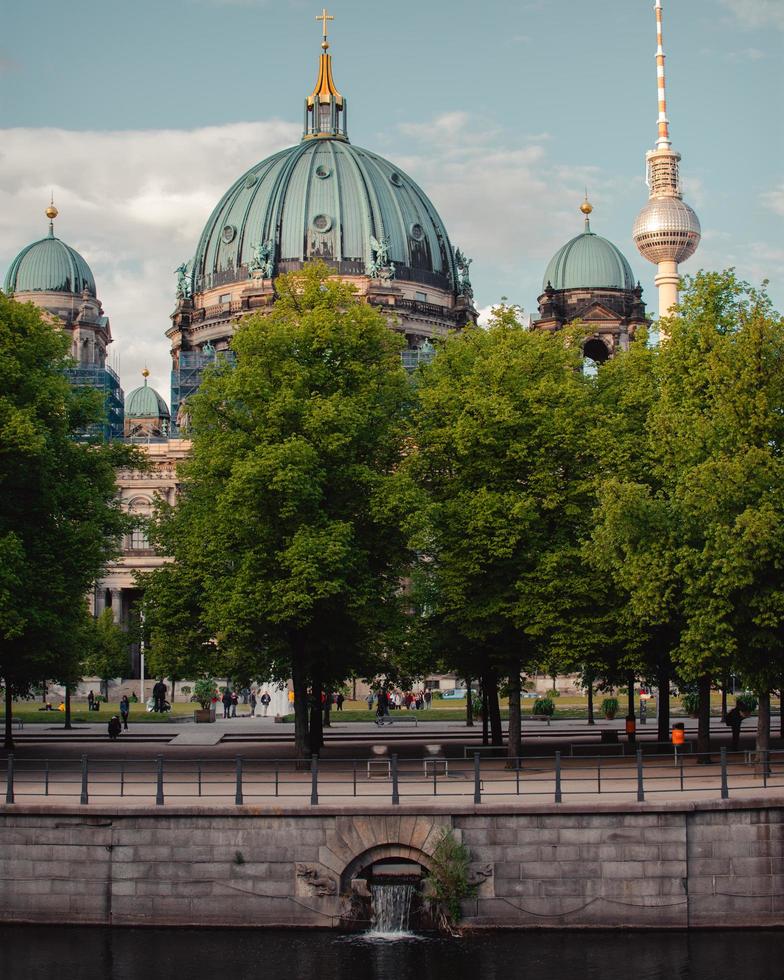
left=2, top=702, right=199, bottom=724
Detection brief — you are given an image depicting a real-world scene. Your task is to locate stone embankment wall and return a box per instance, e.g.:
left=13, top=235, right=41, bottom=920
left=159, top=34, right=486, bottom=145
left=0, top=800, right=782, bottom=929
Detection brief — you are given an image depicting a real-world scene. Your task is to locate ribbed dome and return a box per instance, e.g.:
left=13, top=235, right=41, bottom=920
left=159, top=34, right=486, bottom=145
left=543, top=224, right=635, bottom=292
left=125, top=379, right=170, bottom=419
left=4, top=230, right=96, bottom=297
left=193, top=138, right=458, bottom=294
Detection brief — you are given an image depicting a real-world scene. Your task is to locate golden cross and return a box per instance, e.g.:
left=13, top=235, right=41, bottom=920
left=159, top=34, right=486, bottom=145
left=316, top=7, right=334, bottom=41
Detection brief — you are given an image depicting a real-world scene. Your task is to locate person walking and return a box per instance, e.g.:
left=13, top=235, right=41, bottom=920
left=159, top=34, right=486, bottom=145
left=119, top=695, right=130, bottom=730
left=366, top=692, right=374, bottom=713
left=107, top=716, right=122, bottom=741
left=424, top=689, right=432, bottom=709
left=87, top=690, right=95, bottom=711
left=336, top=693, right=344, bottom=711
left=260, top=691, right=271, bottom=716
left=249, top=690, right=257, bottom=717
left=725, top=703, right=749, bottom=752
left=230, top=690, right=238, bottom=718
left=375, top=688, right=392, bottom=726
left=221, top=688, right=232, bottom=719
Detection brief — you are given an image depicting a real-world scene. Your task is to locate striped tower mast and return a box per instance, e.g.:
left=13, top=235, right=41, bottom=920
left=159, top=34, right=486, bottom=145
left=632, top=0, right=701, bottom=326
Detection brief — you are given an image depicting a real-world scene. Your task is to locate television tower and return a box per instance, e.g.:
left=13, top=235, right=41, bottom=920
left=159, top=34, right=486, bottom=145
left=632, top=0, right=701, bottom=321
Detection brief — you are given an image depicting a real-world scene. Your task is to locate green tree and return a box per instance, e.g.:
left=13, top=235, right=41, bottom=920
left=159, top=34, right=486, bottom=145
left=592, top=273, right=784, bottom=759
left=406, top=307, right=601, bottom=757
left=0, top=293, right=138, bottom=747
left=82, top=608, right=129, bottom=699
left=143, top=265, right=412, bottom=758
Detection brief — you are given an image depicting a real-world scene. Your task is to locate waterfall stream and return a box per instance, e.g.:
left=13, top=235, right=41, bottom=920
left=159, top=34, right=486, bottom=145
left=368, top=882, right=416, bottom=937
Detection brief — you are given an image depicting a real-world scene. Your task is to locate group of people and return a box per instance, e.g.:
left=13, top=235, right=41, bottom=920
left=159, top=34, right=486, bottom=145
left=220, top=687, right=272, bottom=718
left=366, top=689, right=432, bottom=713
left=369, top=688, right=432, bottom=725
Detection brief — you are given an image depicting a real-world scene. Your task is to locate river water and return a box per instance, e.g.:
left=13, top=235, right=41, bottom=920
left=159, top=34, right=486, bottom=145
left=0, top=926, right=782, bottom=980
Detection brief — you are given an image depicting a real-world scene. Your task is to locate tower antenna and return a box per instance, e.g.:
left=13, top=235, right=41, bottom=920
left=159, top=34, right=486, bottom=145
left=654, top=0, right=671, bottom=150
left=632, top=1, right=701, bottom=324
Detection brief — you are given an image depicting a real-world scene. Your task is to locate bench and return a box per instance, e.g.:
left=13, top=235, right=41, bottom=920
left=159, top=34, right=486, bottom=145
left=423, top=758, right=448, bottom=776
left=367, top=759, right=391, bottom=778
left=570, top=743, right=624, bottom=757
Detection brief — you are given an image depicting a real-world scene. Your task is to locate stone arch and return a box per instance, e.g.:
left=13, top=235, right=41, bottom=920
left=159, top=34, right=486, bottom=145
left=583, top=336, right=611, bottom=364
left=315, top=814, right=455, bottom=896
left=340, top=843, right=434, bottom=893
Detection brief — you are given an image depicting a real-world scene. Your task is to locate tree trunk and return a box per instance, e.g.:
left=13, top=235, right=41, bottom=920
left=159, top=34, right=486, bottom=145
left=755, top=689, right=771, bottom=776
left=64, top=686, right=72, bottom=730
left=322, top=688, right=332, bottom=729
left=507, top=663, right=521, bottom=763
left=465, top=678, right=474, bottom=727
left=487, top=672, right=503, bottom=746
left=696, top=673, right=712, bottom=763
left=586, top=678, right=595, bottom=726
left=309, top=668, right=323, bottom=756
left=657, top=662, right=671, bottom=744
left=101, top=678, right=108, bottom=700
left=291, top=643, right=310, bottom=764
left=720, top=676, right=728, bottom=723
left=170, top=678, right=176, bottom=704
left=626, top=670, right=636, bottom=721
left=4, top=683, right=14, bottom=751
left=481, top=678, right=489, bottom=746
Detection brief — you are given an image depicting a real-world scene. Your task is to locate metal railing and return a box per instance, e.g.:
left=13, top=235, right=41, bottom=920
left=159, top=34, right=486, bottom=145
left=2, top=750, right=782, bottom=807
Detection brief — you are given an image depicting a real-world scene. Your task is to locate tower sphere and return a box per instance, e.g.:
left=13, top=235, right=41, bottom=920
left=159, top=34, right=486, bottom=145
left=632, top=196, right=701, bottom=265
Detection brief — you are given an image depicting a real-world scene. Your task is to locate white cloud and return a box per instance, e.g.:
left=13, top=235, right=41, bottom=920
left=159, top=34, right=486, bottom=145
left=0, top=121, right=299, bottom=400
left=719, top=0, right=784, bottom=30
left=762, top=181, right=784, bottom=217
left=726, top=47, right=766, bottom=62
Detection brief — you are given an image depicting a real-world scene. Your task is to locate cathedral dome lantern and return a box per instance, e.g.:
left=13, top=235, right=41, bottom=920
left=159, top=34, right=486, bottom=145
left=532, top=198, right=647, bottom=363
left=169, top=11, right=474, bottom=419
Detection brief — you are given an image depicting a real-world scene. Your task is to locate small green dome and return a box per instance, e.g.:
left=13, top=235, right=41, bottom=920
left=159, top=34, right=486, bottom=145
left=4, top=228, right=96, bottom=297
left=125, top=378, right=170, bottom=419
left=543, top=223, right=635, bottom=292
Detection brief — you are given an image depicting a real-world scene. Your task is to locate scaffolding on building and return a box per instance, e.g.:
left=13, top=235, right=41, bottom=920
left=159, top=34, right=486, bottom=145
left=67, top=364, right=125, bottom=441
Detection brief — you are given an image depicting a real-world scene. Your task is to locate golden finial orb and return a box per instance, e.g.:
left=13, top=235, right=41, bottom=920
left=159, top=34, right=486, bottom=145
left=142, top=367, right=150, bottom=379
left=580, top=196, right=593, bottom=216
left=45, top=203, right=59, bottom=221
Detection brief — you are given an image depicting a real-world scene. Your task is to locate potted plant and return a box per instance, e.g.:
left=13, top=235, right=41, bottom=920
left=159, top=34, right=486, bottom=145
left=193, top=677, right=217, bottom=723
left=681, top=691, right=700, bottom=718
left=532, top=697, right=555, bottom=720
left=601, top=697, right=619, bottom=720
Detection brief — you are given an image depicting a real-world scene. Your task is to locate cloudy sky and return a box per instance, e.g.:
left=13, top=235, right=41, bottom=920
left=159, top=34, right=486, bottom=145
left=1, top=0, right=781, bottom=402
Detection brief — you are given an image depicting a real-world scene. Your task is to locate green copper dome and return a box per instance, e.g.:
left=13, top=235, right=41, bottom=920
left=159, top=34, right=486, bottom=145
left=125, top=377, right=170, bottom=419
left=543, top=221, right=635, bottom=292
left=192, top=139, right=459, bottom=294
left=4, top=226, right=96, bottom=297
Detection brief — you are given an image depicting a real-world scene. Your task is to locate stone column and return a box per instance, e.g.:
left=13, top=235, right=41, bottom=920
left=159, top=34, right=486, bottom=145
left=110, top=589, right=122, bottom=624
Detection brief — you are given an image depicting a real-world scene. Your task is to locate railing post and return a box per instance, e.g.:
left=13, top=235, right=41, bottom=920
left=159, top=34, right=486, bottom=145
left=555, top=751, right=562, bottom=803
left=353, top=760, right=357, bottom=798
left=5, top=753, right=14, bottom=804
left=155, top=755, right=164, bottom=806
left=391, top=754, right=399, bottom=805
left=44, top=759, right=49, bottom=797
left=235, top=756, right=244, bottom=805
left=473, top=753, right=482, bottom=804
left=597, top=755, right=602, bottom=794
left=636, top=747, right=645, bottom=802
left=197, top=760, right=202, bottom=797
left=119, top=760, right=124, bottom=798
left=80, top=754, right=89, bottom=805
left=310, top=754, right=319, bottom=805
left=720, top=747, right=729, bottom=799
left=763, top=749, right=769, bottom=788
